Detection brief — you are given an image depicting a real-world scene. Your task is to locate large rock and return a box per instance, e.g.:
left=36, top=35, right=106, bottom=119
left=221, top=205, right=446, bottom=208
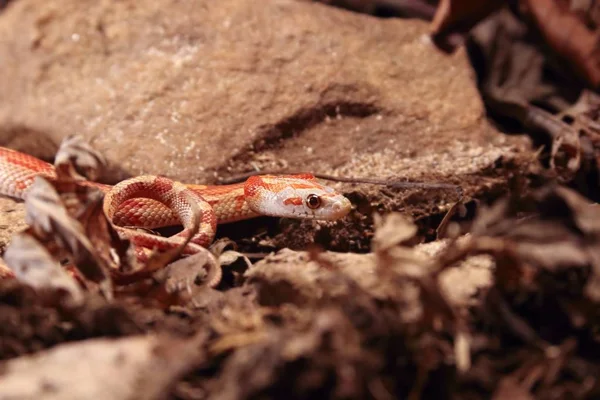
left=0, top=0, right=527, bottom=184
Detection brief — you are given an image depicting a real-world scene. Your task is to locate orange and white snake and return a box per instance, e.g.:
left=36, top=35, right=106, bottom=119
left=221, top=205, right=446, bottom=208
left=0, top=146, right=351, bottom=277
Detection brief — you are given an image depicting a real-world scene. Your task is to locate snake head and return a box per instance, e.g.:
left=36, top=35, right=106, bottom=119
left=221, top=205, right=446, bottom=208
left=244, top=174, right=351, bottom=220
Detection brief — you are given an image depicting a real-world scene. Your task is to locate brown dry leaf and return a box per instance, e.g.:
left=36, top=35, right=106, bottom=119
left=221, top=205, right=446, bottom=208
left=210, top=237, right=252, bottom=271
left=209, top=238, right=252, bottom=282
left=158, top=251, right=221, bottom=296
left=518, top=188, right=595, bottom=264
left=430, top=0, right=505, bottom=50
left=217, top=251, right=252, bottom=269
left=51, top=136, right=138, bottom=273
left=54, top=135, right=107, bottom=182
left=523, top=0, right=600, bottom=88
left=552, top=185, right=600, bottom=234
left=372, top=212, right=418, bottom=253
left=0, top=334, right=206, bottom=400
left=3, top=232, right=83, bottom=306
left=491, top=377, right=534, bottom=400
left=77, top=187, right=139, bottom=276
left=372, top=213, right=433, bottom=285
left=23, top=176, right=112, bottom=296
left=205, top=308, right=375, bottom=400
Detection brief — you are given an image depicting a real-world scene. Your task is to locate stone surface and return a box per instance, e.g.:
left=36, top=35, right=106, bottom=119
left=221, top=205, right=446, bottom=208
left=0, top=198, right=26, bottom=253
left=0, top=0, right=529, bottom=186
left=0, top=198, right=25, bottom=277
left=247, top=240, right=492, bottom=308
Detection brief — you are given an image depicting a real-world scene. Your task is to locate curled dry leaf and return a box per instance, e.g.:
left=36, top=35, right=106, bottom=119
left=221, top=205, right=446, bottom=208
left=430, top=0, right=505, bottom=50
left=157, top=251, right=221, bottom=296
left=372, top=212, right=432, bottom=280
left=371, top=214, right=474, bottom=382
left=523, top=0, right=600, bottom=88
left=210, top=239, right=253, bottom=286
left=54, top=135, right=107, bottom=182
left=491, top=377, right=535, bottom=400
left=75, top=186, right=139, bottom=276
left=209, top=237, right=238, bottom=256
left=372, top=212, right=417, bottom=252
left=210, top=238, right=252, bottom=276
left=50, top=137, right=130, bottom=267
left=218, top=251, right=252, bottom=275
left=3, top=232, right=84, bottom=306
left=23, top=176, right=112, bottom=296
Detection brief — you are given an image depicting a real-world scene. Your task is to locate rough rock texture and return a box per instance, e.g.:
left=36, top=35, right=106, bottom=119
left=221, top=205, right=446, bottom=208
left=0, top=0, right=528, bottom=185
left=0, top=335, right=203, bottom=400
left=0, top=199, right=25, bottom=253
left=0, top=199, right=25, bottom=277
left=247, top=242, right=493, bottom=309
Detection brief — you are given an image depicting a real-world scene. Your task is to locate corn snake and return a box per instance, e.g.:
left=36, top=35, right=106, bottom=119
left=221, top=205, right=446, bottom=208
left=0, top=146, right=352, bottom=285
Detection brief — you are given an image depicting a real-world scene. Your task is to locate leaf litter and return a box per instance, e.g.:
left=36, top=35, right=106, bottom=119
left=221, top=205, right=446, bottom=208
left=1, top=134, right=600, bottom=398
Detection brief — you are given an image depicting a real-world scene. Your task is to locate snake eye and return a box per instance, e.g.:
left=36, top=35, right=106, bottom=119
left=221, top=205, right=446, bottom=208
left=306, top=194, right=321, bottom=209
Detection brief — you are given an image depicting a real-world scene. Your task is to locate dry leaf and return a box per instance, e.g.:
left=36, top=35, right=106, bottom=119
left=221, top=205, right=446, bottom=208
left=523, top=0, right=600, bottom=88
left=372, top=212, right=417, bottom=252
left=491, top=377, right=534, bottom=400
left=430, top=0, right=505, bottom=50
left=160, top=251, right=221, bottom=295
left=23, top=176, right=112, bottom=296
left=54, top=135, right=107, bottom=182
left=3, top=232, right=83, bottom=306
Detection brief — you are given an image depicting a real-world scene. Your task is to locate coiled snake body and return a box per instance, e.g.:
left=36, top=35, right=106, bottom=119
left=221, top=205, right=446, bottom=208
left=0, top=147, right=352, bottom=266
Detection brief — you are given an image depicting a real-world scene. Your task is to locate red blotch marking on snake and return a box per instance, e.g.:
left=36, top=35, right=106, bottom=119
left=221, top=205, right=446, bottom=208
left=15, top=178, right=31, bottom=192
left=283, top=197, right=303, bottom=206
left=234, top=194, right=246, bottom=211
left=152, top=176, right=174, bottom=193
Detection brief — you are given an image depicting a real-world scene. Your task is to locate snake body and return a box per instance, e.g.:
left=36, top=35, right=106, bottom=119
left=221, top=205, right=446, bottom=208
left=0, top=147, right=351, bottom=264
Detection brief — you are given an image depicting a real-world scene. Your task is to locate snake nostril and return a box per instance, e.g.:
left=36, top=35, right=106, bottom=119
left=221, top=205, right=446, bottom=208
left=332, top=202, right=342, bottom=212
left=333, top=198, right=351, bottom=216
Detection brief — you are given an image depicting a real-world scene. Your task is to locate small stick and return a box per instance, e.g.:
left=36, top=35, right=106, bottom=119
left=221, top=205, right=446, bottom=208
left=219, top=171, right=463, bottom=197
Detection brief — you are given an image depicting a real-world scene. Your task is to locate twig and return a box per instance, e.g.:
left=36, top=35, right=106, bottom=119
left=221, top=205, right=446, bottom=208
left=219, top=171, right=463, bottom=197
